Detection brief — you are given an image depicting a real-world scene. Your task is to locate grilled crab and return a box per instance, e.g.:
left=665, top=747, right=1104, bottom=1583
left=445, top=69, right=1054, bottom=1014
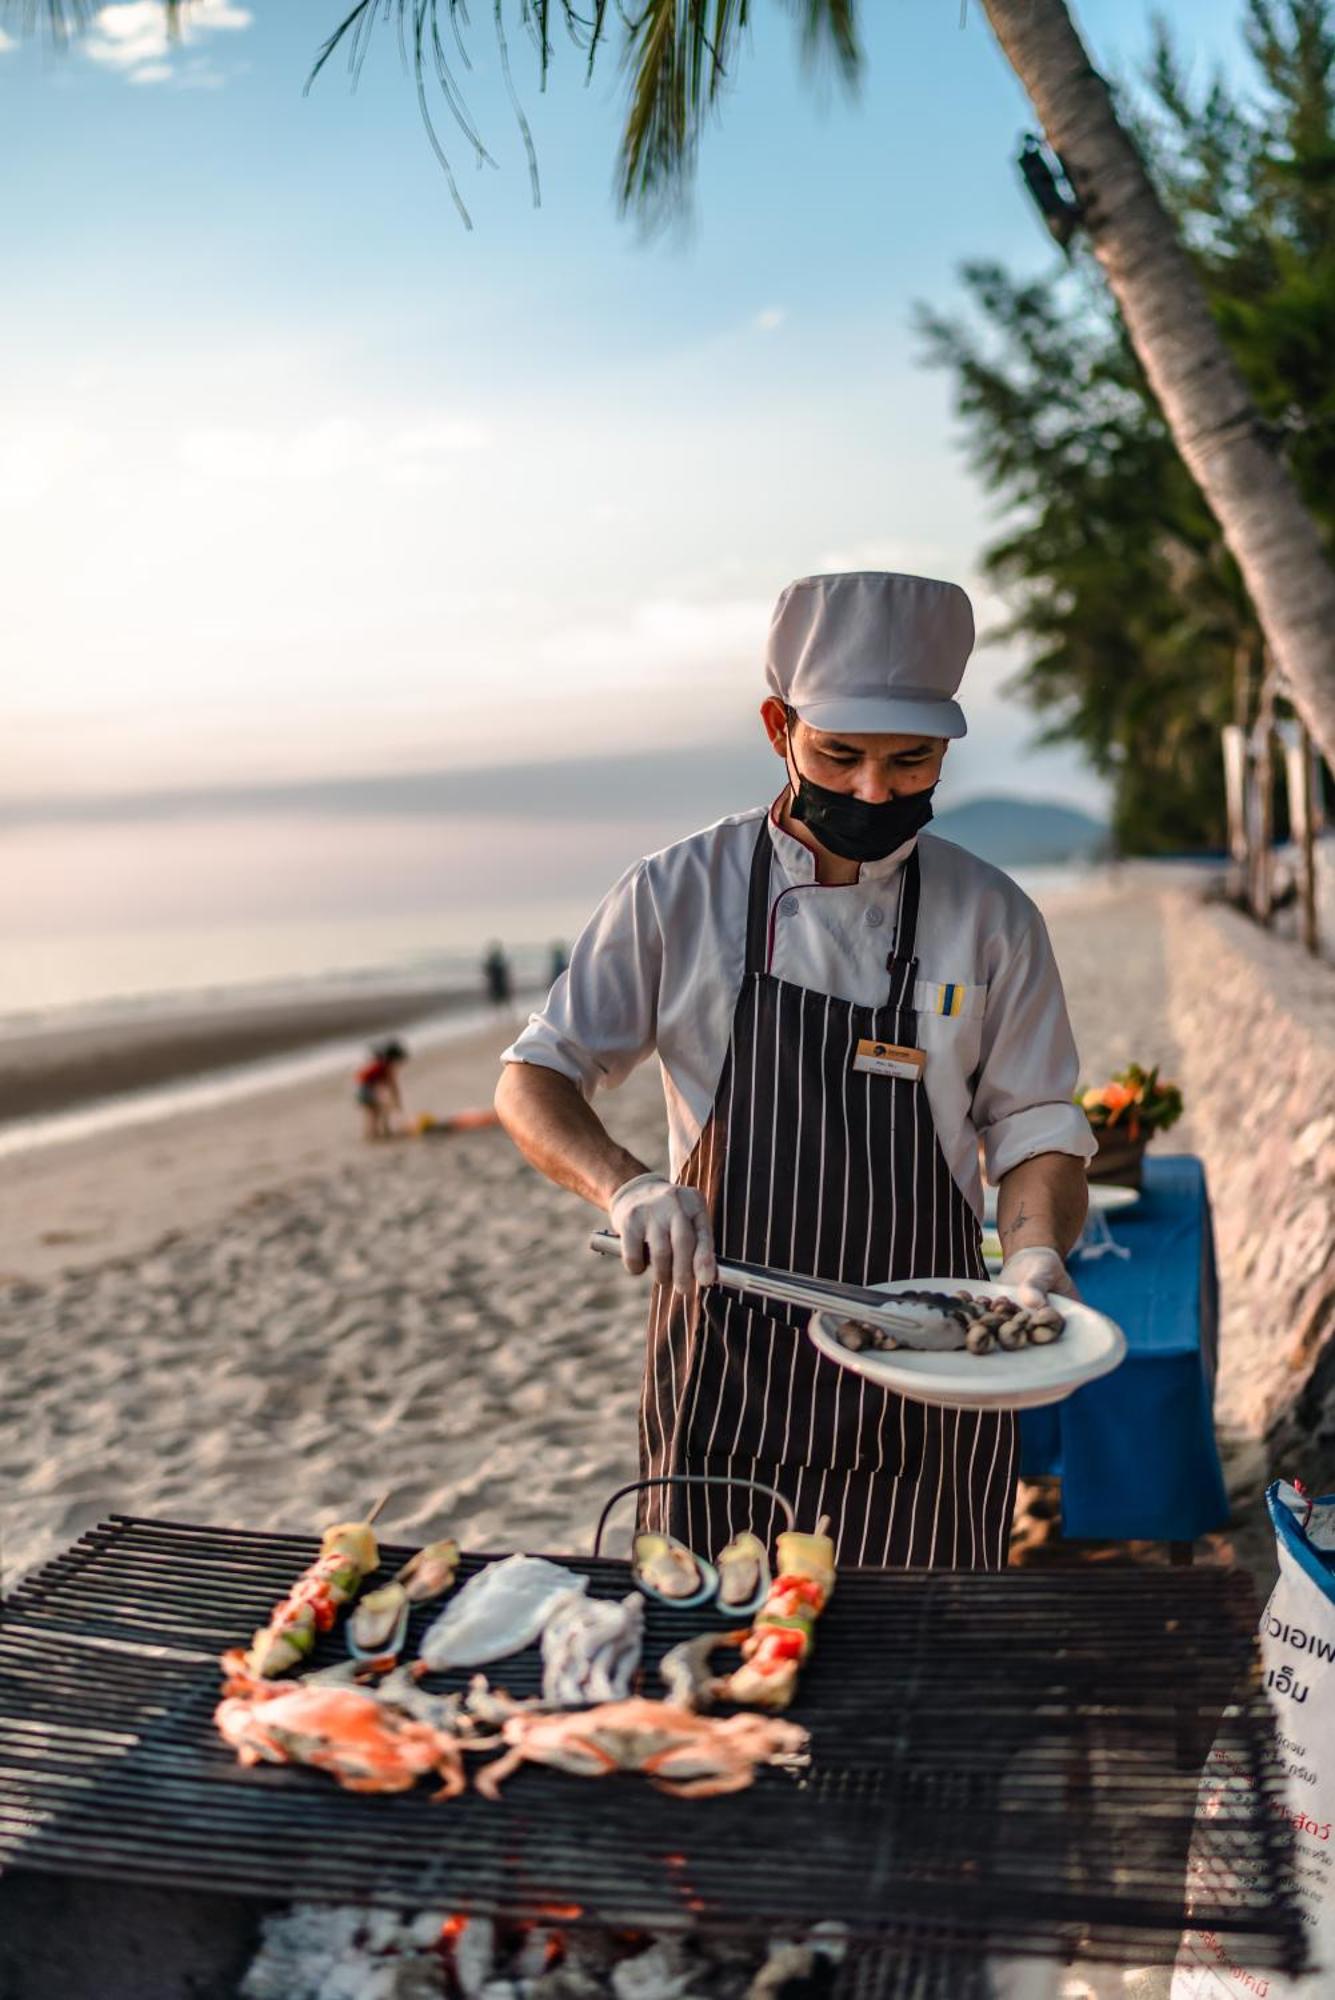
left=473, top=1695, right=808, bottom=1800
left=215, top=1658, right=472, bottom=1799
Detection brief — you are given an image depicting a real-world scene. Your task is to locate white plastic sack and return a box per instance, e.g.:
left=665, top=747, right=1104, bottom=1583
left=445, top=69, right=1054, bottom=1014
left=1172, top=1480, right=1335, bottom=1999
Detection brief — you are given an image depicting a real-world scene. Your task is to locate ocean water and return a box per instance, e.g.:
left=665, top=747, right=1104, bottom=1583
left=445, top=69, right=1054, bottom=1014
left=0, top=807, right=1097, bottom=1038
left=0, top=811, right=640, bottom=1035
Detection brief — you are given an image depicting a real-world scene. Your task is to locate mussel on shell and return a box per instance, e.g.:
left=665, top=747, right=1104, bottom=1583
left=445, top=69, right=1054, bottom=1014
left=395, top=1538, right=461, bottom=1605
left=714, top=1531, right=771, bottom=1617
left=631, top=1531, right=717, bottom=1609
left=347, top=1582, right=411, bottom=1664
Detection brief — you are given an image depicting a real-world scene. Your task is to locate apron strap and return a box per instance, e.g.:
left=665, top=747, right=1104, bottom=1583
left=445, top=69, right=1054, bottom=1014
left=893, top=844, right=922, bottom=960
left=884, top=845, right=922, bottom=1009
left=745, top=818, right=774, bottom=975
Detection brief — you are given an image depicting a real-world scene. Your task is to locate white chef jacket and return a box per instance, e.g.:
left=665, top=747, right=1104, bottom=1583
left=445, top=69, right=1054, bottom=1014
left=502, top=801, right=1096, bottom=1217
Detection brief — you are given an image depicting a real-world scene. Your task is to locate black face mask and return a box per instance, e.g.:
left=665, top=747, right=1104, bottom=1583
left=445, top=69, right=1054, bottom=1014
left=786, top=740, right=937, bottom=864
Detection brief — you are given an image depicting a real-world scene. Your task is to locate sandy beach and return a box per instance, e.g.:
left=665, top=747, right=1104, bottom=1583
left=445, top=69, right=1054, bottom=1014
left=0, top=872, right=1218, bottom=1591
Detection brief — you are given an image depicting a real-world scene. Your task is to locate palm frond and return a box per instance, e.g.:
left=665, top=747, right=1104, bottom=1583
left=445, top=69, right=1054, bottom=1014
left=783, top=0, right=859, bottom=79
left=617, top=0, right=861, bottom=219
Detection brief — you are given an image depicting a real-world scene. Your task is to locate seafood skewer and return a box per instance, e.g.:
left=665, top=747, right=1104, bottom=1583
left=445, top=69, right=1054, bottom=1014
left=541, top=1590, right=644, bottom=1706
left=225, top=1505, right=385, bottom=1679
left=415, top=1554, right=587, bottom=1674
left=713, top=1521, right=837, bottom=1712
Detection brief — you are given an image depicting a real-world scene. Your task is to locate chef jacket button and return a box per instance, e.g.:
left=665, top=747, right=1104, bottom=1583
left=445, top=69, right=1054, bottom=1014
left=864, top=905, right=885, bottom=928
left=782, top=900, right=799, bottom=918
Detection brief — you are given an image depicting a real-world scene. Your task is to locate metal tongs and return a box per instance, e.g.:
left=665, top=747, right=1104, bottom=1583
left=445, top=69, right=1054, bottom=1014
left=589, top=1231, right=959, bottom=1348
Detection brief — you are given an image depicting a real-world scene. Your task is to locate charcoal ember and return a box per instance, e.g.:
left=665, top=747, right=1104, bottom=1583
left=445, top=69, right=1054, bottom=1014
left=454, top=1918, right=499, bottom=2000
left=512, top=1929, right=563, bottom=1982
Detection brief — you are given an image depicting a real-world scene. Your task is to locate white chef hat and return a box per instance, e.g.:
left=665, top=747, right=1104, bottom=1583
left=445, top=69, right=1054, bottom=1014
left=765, top=571, right=973, bottom=738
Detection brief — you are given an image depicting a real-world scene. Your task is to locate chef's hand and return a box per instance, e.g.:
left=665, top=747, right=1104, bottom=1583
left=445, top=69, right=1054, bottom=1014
left=998, top=1245, right=1080, bottom=1308
left=607, top=1173, right=717, bottom=1292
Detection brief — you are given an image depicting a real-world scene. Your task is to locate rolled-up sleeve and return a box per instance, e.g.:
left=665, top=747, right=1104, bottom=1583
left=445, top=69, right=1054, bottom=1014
left=973, top=903, right=1097, bottom=1182
left=501, top=860, right=662, bottom=1097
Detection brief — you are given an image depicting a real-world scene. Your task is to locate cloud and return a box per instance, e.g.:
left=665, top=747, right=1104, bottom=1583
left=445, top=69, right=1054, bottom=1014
left=0, top=422, right=108, bottom=509
left=180, top=418, right=361, bottom=481
left=84, top=0, right=250, bottom=87
left=383, top=416, right=492, bottom=484
left=179, top=413, right=491, bottom=484
left=536, top=593, right=770, bottom=688
left=753, top=307, right=786, bottom=332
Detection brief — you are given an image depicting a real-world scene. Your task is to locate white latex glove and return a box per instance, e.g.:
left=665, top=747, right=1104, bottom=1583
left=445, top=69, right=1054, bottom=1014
left=998, top=1245, right=1080, bottom=1309
left=607, top=1172, right=717, bottom=1293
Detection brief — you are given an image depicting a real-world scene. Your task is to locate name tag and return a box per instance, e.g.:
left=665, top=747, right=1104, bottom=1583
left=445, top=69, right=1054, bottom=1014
left=853, top=1038, right=925, bottom=1082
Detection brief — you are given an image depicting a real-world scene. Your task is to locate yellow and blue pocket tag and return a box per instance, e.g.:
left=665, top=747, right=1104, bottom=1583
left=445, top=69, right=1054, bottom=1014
left=912, top=978, right=984, bottom=1020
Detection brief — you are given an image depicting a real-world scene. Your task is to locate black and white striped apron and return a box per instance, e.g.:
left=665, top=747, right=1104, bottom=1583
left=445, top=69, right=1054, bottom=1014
left=638, top=820, right=1017, bottom=1568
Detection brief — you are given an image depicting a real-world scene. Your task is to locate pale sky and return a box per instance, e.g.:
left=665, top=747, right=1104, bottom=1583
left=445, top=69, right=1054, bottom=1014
left=0, top=0, right=1251, bottom=813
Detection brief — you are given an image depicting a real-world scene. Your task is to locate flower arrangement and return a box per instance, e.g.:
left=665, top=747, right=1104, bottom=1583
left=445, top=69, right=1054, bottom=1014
left=1079, top=1063, right=1184, bottom=1142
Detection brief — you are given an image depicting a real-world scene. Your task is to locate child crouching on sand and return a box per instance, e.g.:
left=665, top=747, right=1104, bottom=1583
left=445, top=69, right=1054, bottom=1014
left=355, top=1039, right=407, bottom=1141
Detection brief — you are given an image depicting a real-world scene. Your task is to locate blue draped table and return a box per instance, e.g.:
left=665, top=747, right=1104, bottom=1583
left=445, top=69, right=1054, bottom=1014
left=1018, top=1154, right=1230, bottom=1542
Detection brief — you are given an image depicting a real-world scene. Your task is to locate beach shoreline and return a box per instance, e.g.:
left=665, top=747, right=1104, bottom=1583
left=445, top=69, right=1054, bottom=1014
left=0, top=980, right=512, bottom=1129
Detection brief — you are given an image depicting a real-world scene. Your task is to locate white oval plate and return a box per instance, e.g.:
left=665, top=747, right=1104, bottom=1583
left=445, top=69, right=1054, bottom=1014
left=982, top=1182, right=1139, bottom=1225
left=807, top=1277, right=1127, bottom=1412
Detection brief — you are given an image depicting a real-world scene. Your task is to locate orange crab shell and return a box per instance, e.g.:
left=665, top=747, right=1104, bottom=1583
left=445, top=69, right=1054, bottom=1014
left=214, top=1675, right=466, bottom=1799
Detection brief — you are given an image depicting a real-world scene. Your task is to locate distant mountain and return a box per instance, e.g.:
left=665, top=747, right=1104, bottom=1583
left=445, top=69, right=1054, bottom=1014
left=933, top=794, right=1109, bottom=868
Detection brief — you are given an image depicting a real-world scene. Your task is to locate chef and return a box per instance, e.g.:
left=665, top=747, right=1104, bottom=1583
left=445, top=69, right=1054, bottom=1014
left=496, top=572, right=1096, bottom=1569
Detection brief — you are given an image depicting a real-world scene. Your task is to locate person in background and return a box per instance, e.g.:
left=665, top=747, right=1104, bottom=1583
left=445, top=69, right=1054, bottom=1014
left=548, top=941, right=569, bottom=985
left=355, top=1039, right=407, bottom=1141
left=483, top=942, right=514, bottom=1010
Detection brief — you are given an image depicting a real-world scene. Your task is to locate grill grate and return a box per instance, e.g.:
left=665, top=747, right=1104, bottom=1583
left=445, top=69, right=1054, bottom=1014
left=0, top=1515, right=1307, bottom=1979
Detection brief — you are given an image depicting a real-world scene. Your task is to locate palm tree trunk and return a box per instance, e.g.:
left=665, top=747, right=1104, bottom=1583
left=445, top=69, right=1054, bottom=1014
left=982, top=0, right=1335, bottom=773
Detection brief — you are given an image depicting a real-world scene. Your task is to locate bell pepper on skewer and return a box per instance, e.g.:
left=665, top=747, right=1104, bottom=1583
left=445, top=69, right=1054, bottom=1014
left=222, top=1502, right=387, bottom=1680
left=716, top=1521, right=836, bottom=1711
